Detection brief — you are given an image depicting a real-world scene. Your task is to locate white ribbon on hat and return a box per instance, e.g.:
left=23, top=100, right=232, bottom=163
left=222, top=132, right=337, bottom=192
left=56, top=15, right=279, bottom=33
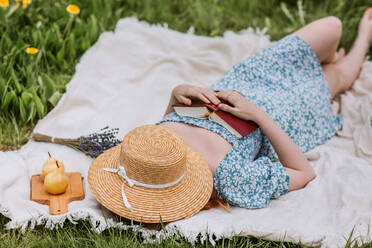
left=103, top=162, right=185, bottom=212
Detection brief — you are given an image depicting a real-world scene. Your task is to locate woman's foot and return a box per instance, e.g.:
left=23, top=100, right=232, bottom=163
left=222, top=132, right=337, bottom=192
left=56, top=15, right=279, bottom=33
left=358, top=8, right=372, bottom=44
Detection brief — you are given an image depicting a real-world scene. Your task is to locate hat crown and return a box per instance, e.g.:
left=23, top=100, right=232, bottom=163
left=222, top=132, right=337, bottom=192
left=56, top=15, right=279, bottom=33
left=120, top=125, right=186, bottom=185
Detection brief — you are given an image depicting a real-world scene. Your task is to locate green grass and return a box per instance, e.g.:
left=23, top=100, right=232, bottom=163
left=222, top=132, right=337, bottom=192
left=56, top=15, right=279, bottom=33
left=0, top=215, right=313, bottom=248
left=1, top=0, right=372, bottom=247
left=0, top=112, right=32, bottom=150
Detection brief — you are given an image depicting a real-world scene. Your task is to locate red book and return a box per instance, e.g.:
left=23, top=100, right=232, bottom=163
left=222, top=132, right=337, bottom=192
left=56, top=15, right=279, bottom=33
left=172, top=102, right=258, bottom=138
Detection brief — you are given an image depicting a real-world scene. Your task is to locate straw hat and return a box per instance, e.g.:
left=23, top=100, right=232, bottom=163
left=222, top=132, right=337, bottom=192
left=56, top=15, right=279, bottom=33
left=88, top=124, right=213, bottom=223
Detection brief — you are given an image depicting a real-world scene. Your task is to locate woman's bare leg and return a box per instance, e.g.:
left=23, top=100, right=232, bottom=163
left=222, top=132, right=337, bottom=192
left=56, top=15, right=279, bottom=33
left=293, top=10, right=372, bottom=98
left=294, top=16, right=343, bottom=64
left=322, top=9, right=372, bottom=97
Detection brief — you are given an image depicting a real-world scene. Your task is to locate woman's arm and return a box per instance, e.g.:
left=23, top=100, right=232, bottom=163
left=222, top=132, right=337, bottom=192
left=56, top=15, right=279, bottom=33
left=216, top=90, right=316, bottom=191
left=253, top=107, right=316, bottom=191
left=163, top=84, right=221, bottom=117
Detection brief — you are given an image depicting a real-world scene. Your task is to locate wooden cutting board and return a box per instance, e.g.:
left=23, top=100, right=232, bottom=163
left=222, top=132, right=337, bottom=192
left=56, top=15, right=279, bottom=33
left=31, top=172, right=85, bottom=215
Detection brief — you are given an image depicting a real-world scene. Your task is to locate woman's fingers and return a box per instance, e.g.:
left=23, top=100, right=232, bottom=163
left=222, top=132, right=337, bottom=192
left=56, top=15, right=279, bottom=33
left=218, top=103, right=237, bottom=114
left=216, top=90, right=232, bottom=100
left=174, top=85, right=222, bottom=105
left=215, top=90, right=260, bottom=121
left=216, top=90, right=240, bottom=105
left=191, top=87, right=221, bottom=104
left=176, top=95, right=192, bottom=105
left=196, top=92, right=210, bottom=103
left=201, top=89, right=221, bottom=105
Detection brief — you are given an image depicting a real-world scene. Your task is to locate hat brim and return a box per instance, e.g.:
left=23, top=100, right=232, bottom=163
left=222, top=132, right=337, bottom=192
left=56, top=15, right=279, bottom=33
left=88, top=144, right=213, bottom=223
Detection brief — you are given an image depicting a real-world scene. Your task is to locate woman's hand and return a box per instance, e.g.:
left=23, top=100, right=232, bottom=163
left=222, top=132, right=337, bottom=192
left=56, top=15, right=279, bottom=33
left=216, top=90, right=263, bottom=122
left=163, top=84, right=220, bottom=117
left=217, top=90, right=315, bottom=190
left=172, top=84, right=221, bottom=105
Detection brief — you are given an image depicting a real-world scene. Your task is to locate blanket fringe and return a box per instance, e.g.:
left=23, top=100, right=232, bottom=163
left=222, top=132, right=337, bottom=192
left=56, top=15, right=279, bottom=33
left=1, top=200, right=222, bottom=246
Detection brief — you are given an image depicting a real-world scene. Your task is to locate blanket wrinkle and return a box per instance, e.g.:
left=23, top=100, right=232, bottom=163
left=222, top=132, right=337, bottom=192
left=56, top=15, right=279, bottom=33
left=1, top=17, right=372, bottom=248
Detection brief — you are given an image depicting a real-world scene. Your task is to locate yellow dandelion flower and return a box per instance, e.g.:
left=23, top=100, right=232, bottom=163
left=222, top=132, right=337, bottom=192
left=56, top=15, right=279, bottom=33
left=66, top=4, right=80, bottom=14
left=26, top=47, right=38, bottom=54
left=0, top=0, right=9, bottom=7
left=21, top=0, right=32, bottom=9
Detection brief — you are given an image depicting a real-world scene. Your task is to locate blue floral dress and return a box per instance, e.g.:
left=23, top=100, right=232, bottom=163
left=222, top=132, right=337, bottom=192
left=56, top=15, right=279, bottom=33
left=157, top=34, right=343, bottom=208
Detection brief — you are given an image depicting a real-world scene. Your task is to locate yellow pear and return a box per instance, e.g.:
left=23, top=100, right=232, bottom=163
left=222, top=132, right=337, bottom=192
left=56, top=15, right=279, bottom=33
left=41, top=152, right=65, bottom=179
left=44, top=161, right=69, bottom=195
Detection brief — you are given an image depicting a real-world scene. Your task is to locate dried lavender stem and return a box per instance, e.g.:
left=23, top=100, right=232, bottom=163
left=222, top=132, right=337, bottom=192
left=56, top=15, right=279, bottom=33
left=31, top=127, right=121, bottom=158
left=32, top=133, right=78, bottom=145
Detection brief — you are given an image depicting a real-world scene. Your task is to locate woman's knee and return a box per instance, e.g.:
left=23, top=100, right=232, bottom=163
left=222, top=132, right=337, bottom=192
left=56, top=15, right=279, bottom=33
left=323, top=16, right=343, bottom=40
left=302, top=16, right=343, bottom=63
left=294, top=16, right=342, bottom=51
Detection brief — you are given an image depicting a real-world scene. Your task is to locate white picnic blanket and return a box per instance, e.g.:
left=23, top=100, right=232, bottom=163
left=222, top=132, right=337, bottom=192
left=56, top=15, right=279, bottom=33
left=1, top=18, right=372, bottom=248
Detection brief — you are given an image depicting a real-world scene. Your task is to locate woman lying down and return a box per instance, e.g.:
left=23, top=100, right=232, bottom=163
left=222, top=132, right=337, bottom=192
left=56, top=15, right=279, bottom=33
left=88, top=9, right=372, bottom=223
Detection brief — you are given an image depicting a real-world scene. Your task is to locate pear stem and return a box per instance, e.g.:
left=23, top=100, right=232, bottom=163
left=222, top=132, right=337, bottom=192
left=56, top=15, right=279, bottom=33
left=56, top=161, right=60, bottom=168
left=48, top=152, right=51, bottom=159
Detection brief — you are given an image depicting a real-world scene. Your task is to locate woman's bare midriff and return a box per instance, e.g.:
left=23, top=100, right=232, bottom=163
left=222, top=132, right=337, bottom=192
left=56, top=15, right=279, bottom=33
left=159, top=121, right=233, bottom=175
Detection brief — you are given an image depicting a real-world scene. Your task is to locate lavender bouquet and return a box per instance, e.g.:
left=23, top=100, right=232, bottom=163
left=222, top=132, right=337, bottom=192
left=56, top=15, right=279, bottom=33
left=32, top=126, right=121, bottom=158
